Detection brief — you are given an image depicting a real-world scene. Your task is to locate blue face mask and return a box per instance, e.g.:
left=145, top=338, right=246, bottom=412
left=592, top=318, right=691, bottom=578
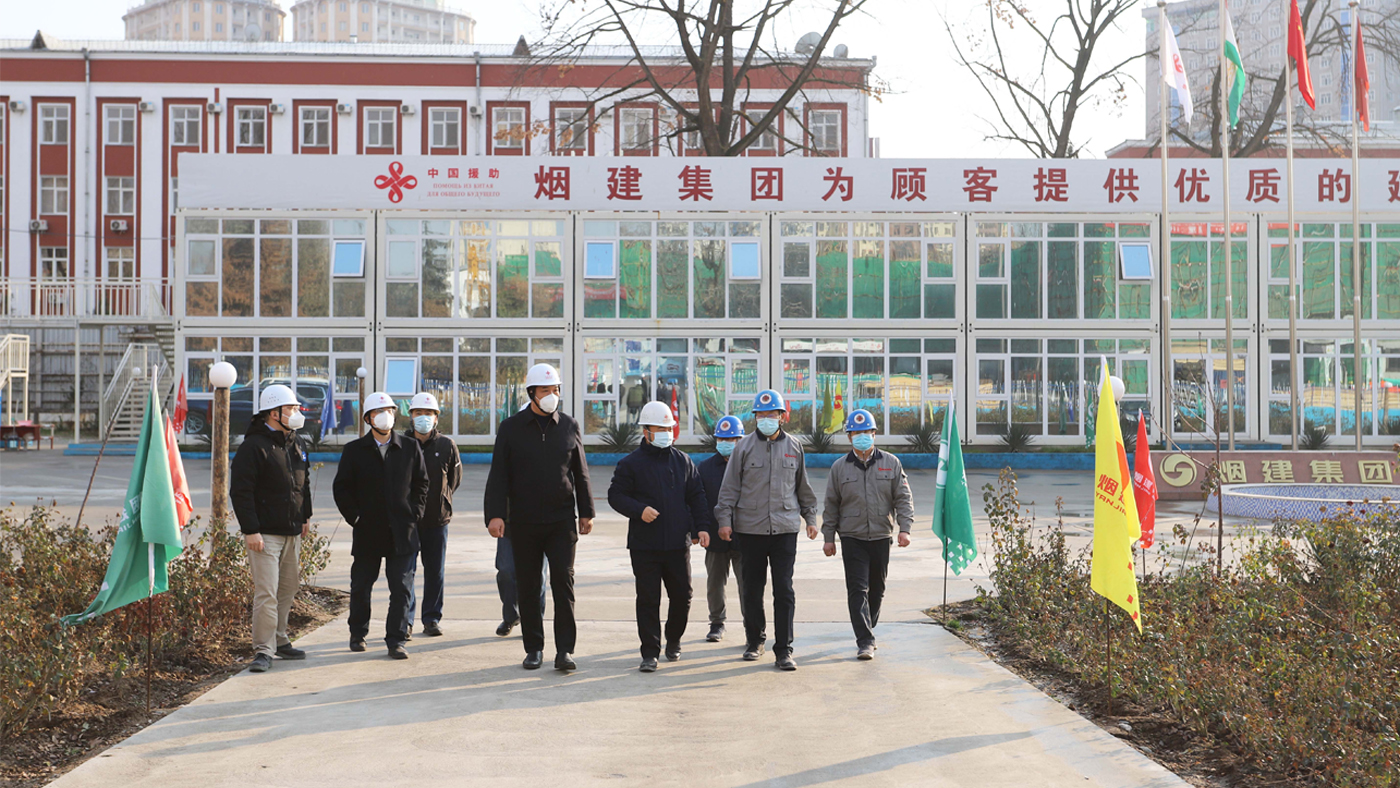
left=757, top=417, right=781, bottom=436
left=650, top=431, right=674, bottom=449
left=413, top=415, right=436, bottom=434
left=715, top=440, right=735, bottom=458
left=852, top=433, right=875, bottom=452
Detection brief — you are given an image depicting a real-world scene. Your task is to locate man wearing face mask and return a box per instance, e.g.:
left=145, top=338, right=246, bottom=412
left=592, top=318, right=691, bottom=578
left=334, top=392, right=430, bottom=660
left=484, top=364, right=595, bottom=672
left=821, top=409, right=915, bottom=660
left=713, top=389, right=819, bottom=671
left=230, top=384, right=313, bottom=673
left=608, top=401, right=711, bottom=672
left=404, top=392, right=461, bottom=638
left=697, top=415, right=751, bottom=643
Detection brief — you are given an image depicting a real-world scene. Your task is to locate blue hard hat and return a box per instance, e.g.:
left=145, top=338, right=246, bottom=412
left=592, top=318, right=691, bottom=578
left=844, top=409, right=876, bottom=432
left=751, top=389, right=785, bottom=413
left=714, top=415, right=745, bottom=438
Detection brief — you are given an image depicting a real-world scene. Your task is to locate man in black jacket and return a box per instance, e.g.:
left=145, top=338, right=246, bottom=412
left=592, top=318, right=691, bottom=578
left=484, top=363, right=594, bottom=672
left=608, top=401, right=711, bottom=672
left=404, top=392, right=461, bottom=638
left=230, top=384, right=313, bottom=674
left=333, top=391, right=430, bottom=660
left=696, top=414, right=751, bottom=644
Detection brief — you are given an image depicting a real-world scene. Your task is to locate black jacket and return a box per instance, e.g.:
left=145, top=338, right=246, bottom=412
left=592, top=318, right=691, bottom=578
left=229, top=420, right=312, bottom=536
left=333, top=431, right=429, bottom=557
left=608, top=440, right=711, bottom=551
left=403, top=429, right=461, bottom=528
left=697, top=453, right=735, bottom=553
left=484, top=408, right=595, bottom=531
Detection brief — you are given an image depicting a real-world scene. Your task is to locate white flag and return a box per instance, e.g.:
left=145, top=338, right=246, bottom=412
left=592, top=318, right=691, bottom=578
left=1162, top=19, right=1194, bottom=124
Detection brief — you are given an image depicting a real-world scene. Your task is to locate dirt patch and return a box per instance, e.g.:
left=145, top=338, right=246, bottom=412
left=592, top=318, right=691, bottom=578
left=1, top=586, right=347, bottom=788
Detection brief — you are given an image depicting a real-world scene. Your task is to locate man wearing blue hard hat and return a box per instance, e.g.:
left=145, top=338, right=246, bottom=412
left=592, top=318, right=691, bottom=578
left=821, top=408, right=915, bottom=660
left=696, top=415, right=755, bottom=644
left=714, top=389, right=819, bottom=671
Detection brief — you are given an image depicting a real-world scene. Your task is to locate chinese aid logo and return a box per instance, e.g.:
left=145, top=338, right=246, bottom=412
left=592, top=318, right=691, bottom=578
left=374, top=161, right=418, bottom=203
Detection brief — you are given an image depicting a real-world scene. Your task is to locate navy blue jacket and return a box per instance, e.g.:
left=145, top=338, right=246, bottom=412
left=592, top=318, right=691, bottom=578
left=697, top=453, right=736, bottom=553
left=608, top=440, right=712, bottom=551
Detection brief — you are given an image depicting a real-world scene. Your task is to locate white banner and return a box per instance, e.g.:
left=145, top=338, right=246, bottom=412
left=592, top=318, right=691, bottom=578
left=179, top=154, right=1400, bottom=213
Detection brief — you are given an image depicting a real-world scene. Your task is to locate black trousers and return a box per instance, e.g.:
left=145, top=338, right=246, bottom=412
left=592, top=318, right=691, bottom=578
left=511, top=520, right=578, bottom=655
left=630, top=548, right=692, bottom=660
left=840, top=536, right=891, bottom=647
left=737, top=532, right=798, bottom=657
left=348, top=551, right=414, bottom=648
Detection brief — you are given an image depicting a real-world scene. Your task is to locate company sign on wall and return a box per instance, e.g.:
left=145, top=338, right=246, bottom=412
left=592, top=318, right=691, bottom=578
left=180, top=155, right=1400, bottom=213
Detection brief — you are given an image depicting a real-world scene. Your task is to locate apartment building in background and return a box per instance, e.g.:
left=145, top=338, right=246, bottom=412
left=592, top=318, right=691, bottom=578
left=290, top=0, right=475, bottom=43
left=124, top=0, right=287, bottom=42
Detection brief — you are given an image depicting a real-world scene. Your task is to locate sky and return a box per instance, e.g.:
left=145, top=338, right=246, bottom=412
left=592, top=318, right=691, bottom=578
left=0, top=0, right=1150, bottom=159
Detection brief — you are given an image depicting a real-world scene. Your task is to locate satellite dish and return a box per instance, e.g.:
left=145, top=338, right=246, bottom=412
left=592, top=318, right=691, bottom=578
left=244, top=23, right=261, bottom=41
left=795, top=31, right=821, bottom=55
left=833, top=43, right=848, bottom=58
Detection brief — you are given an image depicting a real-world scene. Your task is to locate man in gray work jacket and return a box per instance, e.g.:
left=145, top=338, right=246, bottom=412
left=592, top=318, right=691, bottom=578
left=713, top=389, right=819, bottom=671
left=821, top=408, right=915, bottom=661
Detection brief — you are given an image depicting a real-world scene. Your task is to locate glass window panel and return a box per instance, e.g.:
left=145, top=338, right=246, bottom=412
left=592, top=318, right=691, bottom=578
left=187, top=282, right=218, bottom=316
left=458, top=239, right=491, bottom=319
left=534, top=241, right=562, bottom=277
left=978, top=359, right=1005, bottom=394
left=731, top=358, right=758, bottom=395
left=532, top=283, right=564, bottom=318
left=495, top=355, right=527, bottom=424
left=422, top=239, right=453, bottom=318
left=1339, top=243, right=1372, bottom=320
left=657, top=240, right=689, bottom=318
left=221, top=237, right=254, bottom=316
left=297, top=238, right=329, bottom=317
left=694, top=221, right=724, bottom=237
left=729, top=221, right=761, bottom=237
left=260, top=219, right=290, bottom=235
left=1171, top=240, right=1208, bottom=319
left=977, top=401, right=1007, bottom=434
left=814, top=356, right=848, bottom=434
left=818, top=222, right=847, bottom=238
left=1120, top=283, right=1151, bottom=319
left=694, top=355, right=727, bottom=433
left=926, top=339, right=956, bottom=354
left=386, top=338, right=417, bottom=353
left=455, top=356, right=490, bottom=435
left=978, top=244, right=1003, bottom=277
left=619, top=239, right=652, bottom=318
left=853, top=356, right=885, bottom=428
left=927, top=243, right=954, bottom=278
left=1208, top=239, right=1249, bottom=319
left=1010, top=241, right=1041, bottom=319
left=1119, top=243, right=1154, bottom=278
left=925, top=284, right=955, bottom=319
left=693, top=239, right=726, bottom=319
left=584, top=280, right=616, bottom=318
left=585, top=241, right=615, bottom=278
left=782, top=221, right=814, bottom=237
left=1047, top=356, right=1079, bottom=436
left=1010, top=356, right=1043, bottom=433
left=976, top=284, right=1006, bottom=318
left=386, top=219, right=416, bottom=235
left=816, top=240, right=848, bottom=318
left=333, top=219, right=364, bottom=235
left=619, top=221, right=650, bottom=237
left=730, top=282, right=761, bottom=318
left=658, top=221, right=688, bottom=237
left=187, top=218, right=219, bottom=234
left=387, top=241, right=417, bottom=277
left=332, top=241, right=364, bottom=276
left=784, top=243, right=810, bottom=277
left=852, top=240, right=884, bottom=319
left=1302, top=241, right=1334, bottom=319
left=496, top=238, right=529, bottom=318
left=386, top=282, right=418, bottom=317
left=1378, top=242, right=1400, bottom=319
left=223, top=219, right=254, bottom=234
left=188, top=240, right=216, bottom=276
left=782, top=283, right=813, bottom=318
left=783, top=357, right=811, bottom=395
left=731, top=242, right=761, bottom=279
left=1083, top=241, right=1116, bottom=319
left=617, top=356, right=652, bottom=424
left=927, top=358, right=955, bottom=400
left=889, top=240, right=921, bottom=319
left=333, top=281, right=365, bottom=317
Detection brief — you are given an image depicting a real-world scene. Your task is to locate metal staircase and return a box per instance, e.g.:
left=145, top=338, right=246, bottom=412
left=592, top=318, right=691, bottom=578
left=101, top=343, right=172, bottom=441
left=0, top=334, right=31, bottom=425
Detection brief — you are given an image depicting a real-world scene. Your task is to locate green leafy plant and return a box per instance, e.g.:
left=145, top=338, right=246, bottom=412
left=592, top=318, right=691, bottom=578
left=599, top=421, right=640, bottom=451
left=904, top=416, right=943, bottom=454
left=695, top=432, right=719, bottom=453
left=802, top=423, right=837, bottom=454
left=1301, top=423, right=1331, bottom=450
left=998, top=422, right=1037, bottom=452
left=1119, top=412, right=1139, bottom=455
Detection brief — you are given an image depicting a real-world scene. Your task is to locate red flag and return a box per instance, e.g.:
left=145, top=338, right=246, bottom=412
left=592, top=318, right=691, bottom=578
left=670, top=386, right=680, bottom=440
left=164, top=415, right=193, bottom=528
left=1288, top=0, right=1315, bottom=110
left=173, top=374, right=188, bottom=433
left=1356, top=18, right=1371, bottom=131
left=1131, top=411, right=1157, bottom=549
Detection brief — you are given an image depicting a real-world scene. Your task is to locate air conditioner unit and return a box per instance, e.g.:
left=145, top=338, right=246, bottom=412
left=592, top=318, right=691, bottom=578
left=468, top=104, right=482, bottom=117
left=207, top=102, right=223, bottom=114
left=8, top=100, right=25, bottom=113
left=336, top=102, right=354, bottom=115
left=269, top=103, right=286, bottom=115
left=400, top=104, right=416, bottom=116
left=138, top=101, right=157, bottom=113
left=109, top=219, right=130, bottom=233
left=28, top=220, right=48, bottom=233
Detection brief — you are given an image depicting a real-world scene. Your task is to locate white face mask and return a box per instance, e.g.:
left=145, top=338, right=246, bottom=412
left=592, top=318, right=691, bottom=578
left=285, top=410, right=306, bottom=430
left=371, top=410, right=395, bottom=431
left=536, top=392, right=560, bottom=414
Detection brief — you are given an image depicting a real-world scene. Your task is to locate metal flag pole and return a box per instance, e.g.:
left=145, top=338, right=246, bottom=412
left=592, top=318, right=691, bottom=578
left=1349, top=0, right=1364, bottom=451
left=1219, top=0, right=1236, bottom=451
left=1286, top=49, right=1300, bottom=451
left=1159, top=0, right=1174, bottom=449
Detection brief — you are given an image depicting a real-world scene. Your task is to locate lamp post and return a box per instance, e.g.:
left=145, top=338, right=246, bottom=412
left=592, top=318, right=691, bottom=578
left=356, top=366, right=368, bottom=437
left=209, top=361, right=237, bottom=526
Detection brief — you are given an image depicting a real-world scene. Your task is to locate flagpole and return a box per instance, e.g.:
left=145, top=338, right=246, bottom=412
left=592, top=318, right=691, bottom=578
left=1286, top=50, right=1300, bottom=451
left=1104, top=600, right=1114, bottom=713
left=148, top=365, right=156, bottom=718
left=1219, top=0, right=1236, bottom=451
left=1350, top=0, right=1364, bottom=451
left=941, top=393, right=955, bottom=626
left=1159, top=0, right=1174, bottom=450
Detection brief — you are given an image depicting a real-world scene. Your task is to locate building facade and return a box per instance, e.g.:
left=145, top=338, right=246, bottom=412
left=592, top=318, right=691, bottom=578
left=290, top=0, right=475, bottom=43
left=124, top=0, right=287, bottom=42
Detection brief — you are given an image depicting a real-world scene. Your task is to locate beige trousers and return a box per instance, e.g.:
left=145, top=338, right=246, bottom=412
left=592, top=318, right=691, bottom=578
left=250, top=533, right=301, bottom=657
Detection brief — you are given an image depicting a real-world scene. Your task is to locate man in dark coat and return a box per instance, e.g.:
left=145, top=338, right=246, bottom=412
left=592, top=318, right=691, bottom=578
left=696, top=415, right=751, bottom=644
left=608, top=401, right=711, bottom=672
left=484, top=364, right=594, bottom=672
left=404, top=392, right=461, bottom=638
left=333, top=391, right=429, bottom=660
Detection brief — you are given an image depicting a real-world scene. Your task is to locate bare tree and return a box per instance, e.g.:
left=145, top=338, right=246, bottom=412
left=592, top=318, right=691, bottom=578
left=946, top=0, right=1146, bottom=158
left=512, top=0, right=877, bottom=156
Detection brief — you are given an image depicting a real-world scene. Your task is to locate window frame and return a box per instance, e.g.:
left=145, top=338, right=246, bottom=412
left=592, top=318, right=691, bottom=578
left=426, top=105, right=463, bottom=152
left=803, top=103, right=846, bottom=157
left=487, top=103, right=529, bottom=155
left=300, top=106, right=332, bottom=149
left=105, top=104, right=137, bottom=146
left=615, top=104, right=659, bottom=156
left=40, top=104, right=70, bottom=145
left=39, top=175, right=70, bottom=215
left=550, top=102, right=593, bottom=156
left=170, top=105, right=202, bottom=147
left=105, top=176, right=136, bottom=215
left=233, top=104, right=268, bottom=150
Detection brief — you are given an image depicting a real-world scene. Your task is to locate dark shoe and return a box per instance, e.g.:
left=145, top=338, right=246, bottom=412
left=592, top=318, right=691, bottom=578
left=776, top=654, right=797, bottom=671
left=857, top=644, right=876, bottom=661
left=554, top=653, right=577, bottom=672
left=388, top=644, right=409, bottom=660
left=405, top=625, right=413, bottom=642
left=275, top=643, right=306, bottom=660
left=665, top=644, right=681, bottom=662
left=639, top=658, right=658, bottom=673
left=497, top=619, right=520, bottom=637
left=523, top=651, right=544, bottom=670
left=706, top=624, right=724, bottom=642
left=422, top=622, right=443, bottom=637
left=249, top=653, right=272, bottom=673
left=742, top=643, right=765, bottom=661
left=349, top=639, right=367, bottom=653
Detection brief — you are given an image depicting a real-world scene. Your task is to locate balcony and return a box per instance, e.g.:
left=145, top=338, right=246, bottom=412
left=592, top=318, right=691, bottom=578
left=0, top=278, right=172, bottom=322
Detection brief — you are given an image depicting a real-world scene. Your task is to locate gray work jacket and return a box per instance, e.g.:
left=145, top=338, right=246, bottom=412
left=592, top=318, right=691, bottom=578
left=821, top=449, right=915, bottom=542
left=713, top=430, right=819, bottom=536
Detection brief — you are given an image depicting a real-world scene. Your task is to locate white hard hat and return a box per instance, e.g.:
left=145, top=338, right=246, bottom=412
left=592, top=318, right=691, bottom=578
left=410, top=392, right=440, bottom=412
left=363, top=391, right=396, bottom=418
left=638, top=400, right=676, bottom=428
left=525, top=363, right=561, bottom=389
left=258, top=384, right=299, bottom=413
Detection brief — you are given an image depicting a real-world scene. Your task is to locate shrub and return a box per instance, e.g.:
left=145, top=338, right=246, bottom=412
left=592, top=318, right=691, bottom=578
left=904, top=416, right=942, bottom=454
left=1300, top=423, right=1331, bottom=450
left=599, top=421, right=640, bottom=451
left=801, top=423, right=837, bottom=454
left=998, top=422, right=1037, bottom=452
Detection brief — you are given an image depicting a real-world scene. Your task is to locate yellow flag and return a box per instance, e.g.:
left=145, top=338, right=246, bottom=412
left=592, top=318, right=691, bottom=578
left=1091, top=360, right=1143, bottom=632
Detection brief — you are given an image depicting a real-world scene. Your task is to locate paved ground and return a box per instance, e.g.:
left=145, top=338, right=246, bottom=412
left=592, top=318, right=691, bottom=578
left=3, top=446, right=1193, bottom=787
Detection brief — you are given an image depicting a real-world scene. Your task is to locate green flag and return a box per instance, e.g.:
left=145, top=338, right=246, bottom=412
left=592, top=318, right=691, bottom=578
left=1223, top=9, right=1247, bottom=128
left=63, top=388, right=184, bottom=625
left=932, top=398, right=977, bottom=574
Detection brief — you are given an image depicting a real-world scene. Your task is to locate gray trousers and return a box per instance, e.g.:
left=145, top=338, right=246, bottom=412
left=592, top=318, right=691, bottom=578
left=704, top=549, right=747, bottom=626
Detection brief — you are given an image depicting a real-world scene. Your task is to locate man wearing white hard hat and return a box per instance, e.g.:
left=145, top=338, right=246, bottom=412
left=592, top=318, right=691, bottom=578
left=230, top=384, right=313, bottom=673
left=607, top=401, right=711, bottom=672
left=404, top=392, right=461, bottom=638
left=484, top=363, right=595, bottom=672
left=333, top=391, right=429, bottom=660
